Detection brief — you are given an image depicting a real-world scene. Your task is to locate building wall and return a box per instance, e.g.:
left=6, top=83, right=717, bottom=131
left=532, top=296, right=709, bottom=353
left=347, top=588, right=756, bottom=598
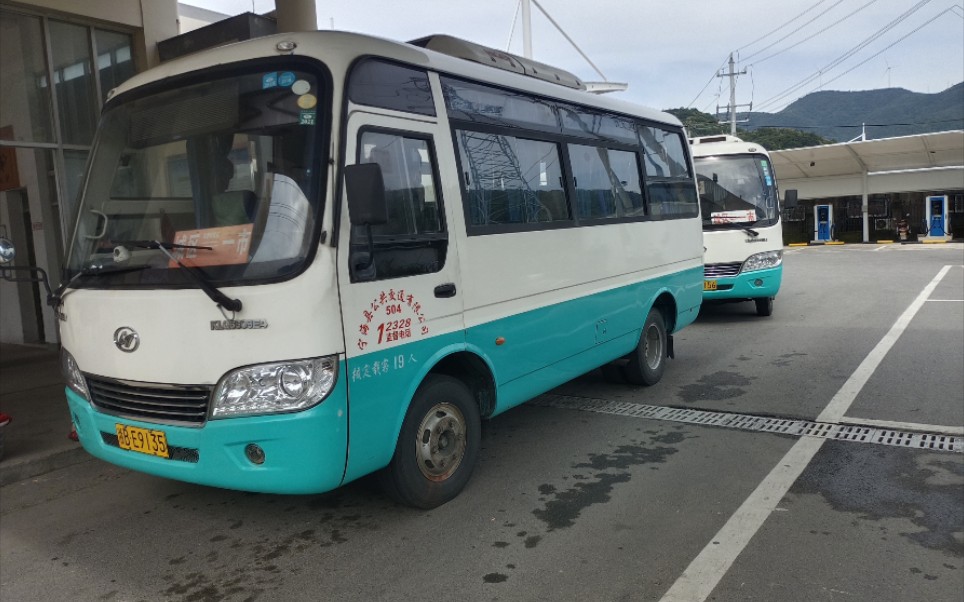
left=0, top=0, right=177, bottom=344
left=177, top=3, right=230, bottom=34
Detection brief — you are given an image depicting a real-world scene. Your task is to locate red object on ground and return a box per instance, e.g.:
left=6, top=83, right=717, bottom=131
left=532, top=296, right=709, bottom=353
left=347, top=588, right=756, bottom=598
left=0, top=413, right=11, bottom=427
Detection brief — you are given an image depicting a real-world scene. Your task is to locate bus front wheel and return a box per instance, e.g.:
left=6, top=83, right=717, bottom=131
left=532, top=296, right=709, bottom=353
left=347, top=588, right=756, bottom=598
left=755, top=297, right=773, bottom=317
left=623, top=308, right=667, bottom=386
left=380, top=375, right=481, bottom=509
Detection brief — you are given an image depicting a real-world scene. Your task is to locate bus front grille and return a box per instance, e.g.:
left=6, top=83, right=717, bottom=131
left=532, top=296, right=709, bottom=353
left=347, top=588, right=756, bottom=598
left=704, top=262, right=742, bottom=278
left=85, top=375, right=212, bottom=425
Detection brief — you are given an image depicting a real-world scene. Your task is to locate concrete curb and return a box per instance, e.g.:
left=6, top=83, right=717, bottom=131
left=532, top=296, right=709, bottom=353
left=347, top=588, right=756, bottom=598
left=0, top=445, right=91, bottom=487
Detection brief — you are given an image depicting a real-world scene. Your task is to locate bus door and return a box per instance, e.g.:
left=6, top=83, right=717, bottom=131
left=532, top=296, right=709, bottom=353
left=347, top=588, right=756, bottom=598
left=337, top=114, right=465, bottom=478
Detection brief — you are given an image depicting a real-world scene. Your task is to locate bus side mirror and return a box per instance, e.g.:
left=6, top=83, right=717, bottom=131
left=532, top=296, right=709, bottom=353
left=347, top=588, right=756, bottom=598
left=344, top=163, right=389, bottom=226
left=783, top=189, right=798, bottom=209
left=0, top=237, right=15, bottom=264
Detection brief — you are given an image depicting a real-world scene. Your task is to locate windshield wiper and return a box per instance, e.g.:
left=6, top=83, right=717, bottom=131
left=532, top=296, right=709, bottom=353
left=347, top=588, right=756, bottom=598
left=136, top=240, right=243, bottom=313
left=120, top=240, right=213, bottom=251
left=114, top=240, right=242, bottom=312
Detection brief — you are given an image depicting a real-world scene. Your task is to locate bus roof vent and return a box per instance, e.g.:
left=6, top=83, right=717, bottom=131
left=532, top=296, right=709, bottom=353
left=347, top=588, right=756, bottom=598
left=409, top=34, right=586, bottom=90
left=690, top=135, right=743, bottom=144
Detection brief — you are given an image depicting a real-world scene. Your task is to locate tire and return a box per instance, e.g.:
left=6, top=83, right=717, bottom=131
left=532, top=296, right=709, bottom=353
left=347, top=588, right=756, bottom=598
left=623, top=308, right=667, bottom=386
left=380, top=375, right=481, bottom=509
left=755, top=297, right=773, bottom=317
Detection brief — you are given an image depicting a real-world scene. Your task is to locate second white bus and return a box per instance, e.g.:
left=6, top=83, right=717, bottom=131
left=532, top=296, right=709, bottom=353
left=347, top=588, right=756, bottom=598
left=690, top=135, right=796, bottom=316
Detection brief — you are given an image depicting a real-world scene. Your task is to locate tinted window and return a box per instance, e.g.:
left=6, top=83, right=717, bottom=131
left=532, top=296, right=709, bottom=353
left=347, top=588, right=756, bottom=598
left=358, top=131, right=442, bottom=236
left=348, top=59, right=435, bottom=116
left=639, top=127, right=698, bottom=218
left=559, top=105, right=638, bottom=145
left=455, top=130, right=569, bottom=228
left=569, top=145, right=644, bottom=220
left=442, top=77, right=558, bottom=131
left=351, top=130, right=446, bottom=282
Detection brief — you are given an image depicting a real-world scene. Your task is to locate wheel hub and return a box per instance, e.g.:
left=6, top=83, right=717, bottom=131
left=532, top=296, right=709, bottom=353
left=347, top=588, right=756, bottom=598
left=416, top=402, right=467, bottom=481
left=644, top=323, right=662, bottom=369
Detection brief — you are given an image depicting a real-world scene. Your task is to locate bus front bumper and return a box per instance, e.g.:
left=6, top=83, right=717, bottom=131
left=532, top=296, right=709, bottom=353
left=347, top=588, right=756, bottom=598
left=66, top=375, right=349, bottom=495
left=703, top=266, right=782, bottom=301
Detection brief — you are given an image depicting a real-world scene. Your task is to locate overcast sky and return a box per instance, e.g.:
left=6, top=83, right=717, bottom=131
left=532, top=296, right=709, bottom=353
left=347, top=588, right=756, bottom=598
left=182, top=0, right=964, bottom=118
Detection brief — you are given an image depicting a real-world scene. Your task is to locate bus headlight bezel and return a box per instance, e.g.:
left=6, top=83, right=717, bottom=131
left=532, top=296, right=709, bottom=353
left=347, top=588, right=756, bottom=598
left=741, top=250, right=783, bottom=273
left=210, top=356, right=338, bottom=419
left=61, top=349, right=90, bottom=401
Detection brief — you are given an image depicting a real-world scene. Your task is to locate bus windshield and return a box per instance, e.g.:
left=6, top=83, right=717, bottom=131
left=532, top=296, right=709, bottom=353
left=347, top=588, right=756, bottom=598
left=694, top=155, right=778, bottom=230
left=65, top=67, right=324, bottom=287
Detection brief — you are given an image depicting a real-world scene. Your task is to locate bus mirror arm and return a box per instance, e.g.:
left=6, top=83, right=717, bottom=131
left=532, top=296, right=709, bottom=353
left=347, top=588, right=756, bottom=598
left=0, top=237, right=54, bottom=305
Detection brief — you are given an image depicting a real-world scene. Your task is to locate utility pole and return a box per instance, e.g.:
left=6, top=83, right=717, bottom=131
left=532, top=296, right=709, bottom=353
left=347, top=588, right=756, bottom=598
left=717, top=53, right=751, bottom=135
left=522, top=0, right=532, bottom=59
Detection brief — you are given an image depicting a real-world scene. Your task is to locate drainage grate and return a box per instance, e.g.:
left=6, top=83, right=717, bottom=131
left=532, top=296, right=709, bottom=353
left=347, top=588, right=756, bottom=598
left=533, top=394, right=963, bottom=454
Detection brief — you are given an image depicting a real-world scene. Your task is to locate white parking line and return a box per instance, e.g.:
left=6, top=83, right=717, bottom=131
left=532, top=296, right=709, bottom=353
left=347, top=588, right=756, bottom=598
left=658, top=264, right=955, bottom=602
left=818, top=265, right=953, bottom=424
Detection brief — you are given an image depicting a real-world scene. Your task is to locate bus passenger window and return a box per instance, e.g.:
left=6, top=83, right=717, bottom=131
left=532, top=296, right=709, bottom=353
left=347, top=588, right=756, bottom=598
left=568, top=144, right=644, bottom=220
left=455, top=130, right=569, bottom=228
left=640, top=127, right=698, bottom=218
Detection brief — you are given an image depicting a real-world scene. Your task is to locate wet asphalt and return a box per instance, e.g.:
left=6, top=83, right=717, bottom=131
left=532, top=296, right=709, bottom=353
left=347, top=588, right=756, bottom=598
left=1, top=243, right=961, bottom=602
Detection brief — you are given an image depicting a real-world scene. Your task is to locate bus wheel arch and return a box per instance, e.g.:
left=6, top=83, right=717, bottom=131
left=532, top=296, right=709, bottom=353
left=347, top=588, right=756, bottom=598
left=380, top=351, right=492, bottom=508
left=623, top=292, right=676, bottom=386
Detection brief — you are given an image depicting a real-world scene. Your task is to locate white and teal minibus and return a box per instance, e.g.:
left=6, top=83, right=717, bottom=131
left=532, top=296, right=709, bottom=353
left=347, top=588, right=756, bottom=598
left=689, top=135, right=796, bottom=316
left=55, top=31, right=702, bottom=507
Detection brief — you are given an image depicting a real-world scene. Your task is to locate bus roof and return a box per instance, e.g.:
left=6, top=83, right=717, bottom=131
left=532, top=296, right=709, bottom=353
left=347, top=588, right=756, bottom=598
left=689, top=135, right=771, bottom=158
left=106, top=30, right=681, bottom=128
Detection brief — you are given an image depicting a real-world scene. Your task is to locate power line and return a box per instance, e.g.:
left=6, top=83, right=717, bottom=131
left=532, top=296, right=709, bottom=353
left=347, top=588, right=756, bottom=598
left=756, top=0, right=934, bottom=111
left=685, top=58, right=728, bottom=108
left=749, top=0, right=881, bottom=67
left=689, top=0, right=835, bottom=109
left=735, top=0, right=831, bottom=53
left=768, top=5, right=964, bottom=111
left=741, top=0, right=847, bottom=63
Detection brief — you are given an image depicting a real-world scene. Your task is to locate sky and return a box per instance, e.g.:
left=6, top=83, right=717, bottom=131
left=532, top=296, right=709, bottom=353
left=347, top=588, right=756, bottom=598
left=181, top=0, right=964, bottom=117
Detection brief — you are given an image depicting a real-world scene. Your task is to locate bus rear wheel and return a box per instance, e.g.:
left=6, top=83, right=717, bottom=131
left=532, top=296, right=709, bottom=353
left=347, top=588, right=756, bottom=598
left=380, top=375, right=480, bottom=509
left=755, top=297, right=773, bottom=317
left=623, top=308, right=667, bottom=386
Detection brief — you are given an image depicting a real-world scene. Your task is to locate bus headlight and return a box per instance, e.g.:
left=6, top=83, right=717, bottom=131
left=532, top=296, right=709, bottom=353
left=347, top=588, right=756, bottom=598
left=211, top=356, right=338, bottom=418
left=61, top=349, right=90, bottom=400
left=742, top=250, right=783, bottom=273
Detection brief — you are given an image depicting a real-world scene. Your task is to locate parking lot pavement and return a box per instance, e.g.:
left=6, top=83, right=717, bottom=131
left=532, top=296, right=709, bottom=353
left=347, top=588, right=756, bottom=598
left=0, top=344, right=88, bottom=486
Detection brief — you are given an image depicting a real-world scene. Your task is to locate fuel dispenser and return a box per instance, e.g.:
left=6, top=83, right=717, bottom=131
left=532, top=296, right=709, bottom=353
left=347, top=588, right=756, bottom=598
left=923, top=195, right=951, bottom=241
left=813, top=204, right=833, bottom=243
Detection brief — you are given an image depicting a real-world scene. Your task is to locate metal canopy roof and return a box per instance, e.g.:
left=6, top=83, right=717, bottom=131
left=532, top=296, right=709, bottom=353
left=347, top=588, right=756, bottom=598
left=771, top=130, right=964, bottom=180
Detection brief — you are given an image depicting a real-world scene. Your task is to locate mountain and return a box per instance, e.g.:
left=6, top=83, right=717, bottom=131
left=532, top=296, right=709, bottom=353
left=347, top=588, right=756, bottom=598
left=740, top=82, right=964, bottom=142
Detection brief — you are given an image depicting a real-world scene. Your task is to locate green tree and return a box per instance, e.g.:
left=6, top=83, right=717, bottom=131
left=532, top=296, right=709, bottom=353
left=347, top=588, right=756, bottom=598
left=737, top=128, right=833, bottom=150
left=664, top=108, right=726, bottom=137
left=664, top=108, right=835, bottom=150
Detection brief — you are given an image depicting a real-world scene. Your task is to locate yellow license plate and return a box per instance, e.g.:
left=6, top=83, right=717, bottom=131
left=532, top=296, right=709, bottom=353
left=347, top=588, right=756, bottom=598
left=115, top=424, right=170, bottom=458
left=704, top=280, right=718, bottom=291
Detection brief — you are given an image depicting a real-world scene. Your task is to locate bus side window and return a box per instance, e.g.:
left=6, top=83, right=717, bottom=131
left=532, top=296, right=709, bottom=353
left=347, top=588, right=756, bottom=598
left=640, top=127, right=699, bottom=218
left=350, top=130, right=447, bottom=283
